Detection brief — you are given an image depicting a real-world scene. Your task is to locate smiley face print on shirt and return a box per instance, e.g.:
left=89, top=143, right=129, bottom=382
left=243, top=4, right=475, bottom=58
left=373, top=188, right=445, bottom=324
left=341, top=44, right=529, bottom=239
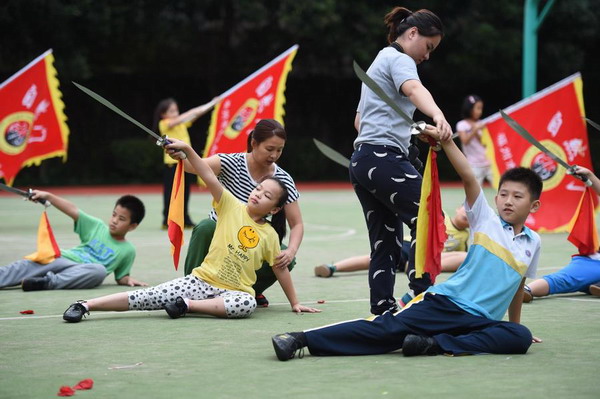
left=238, top=226, right=259, bottom=251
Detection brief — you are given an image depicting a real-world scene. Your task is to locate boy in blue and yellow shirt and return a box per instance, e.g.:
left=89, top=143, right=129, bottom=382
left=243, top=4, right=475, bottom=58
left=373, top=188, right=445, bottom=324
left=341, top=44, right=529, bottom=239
left=272, top=124, right=543, bottom=360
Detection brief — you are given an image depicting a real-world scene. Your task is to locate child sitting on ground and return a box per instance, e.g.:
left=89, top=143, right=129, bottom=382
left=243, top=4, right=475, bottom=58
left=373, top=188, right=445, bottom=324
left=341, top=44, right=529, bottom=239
left=271, top=123, right=543, bottom=360
left=523, top=166, right=600, bottom=302
left=62, top=139, right=319, bottom=322
left=0, top=193, right=147, bottom=291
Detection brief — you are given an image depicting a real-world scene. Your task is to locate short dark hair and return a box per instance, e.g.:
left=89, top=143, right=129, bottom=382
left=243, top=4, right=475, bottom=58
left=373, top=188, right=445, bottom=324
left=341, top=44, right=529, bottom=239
left=115, top=195, right=145, bottom=225
left=498, top=167, right=543, bottom=200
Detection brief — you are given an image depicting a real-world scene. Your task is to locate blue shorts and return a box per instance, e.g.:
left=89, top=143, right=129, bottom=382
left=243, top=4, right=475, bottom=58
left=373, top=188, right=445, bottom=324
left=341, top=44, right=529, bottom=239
left=543, top=256, right=600, bottom=295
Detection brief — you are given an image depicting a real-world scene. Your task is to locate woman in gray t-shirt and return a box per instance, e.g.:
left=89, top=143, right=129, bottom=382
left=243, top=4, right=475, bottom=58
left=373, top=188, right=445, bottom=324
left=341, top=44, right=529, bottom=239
left=351, top=6, right=452, bottom=315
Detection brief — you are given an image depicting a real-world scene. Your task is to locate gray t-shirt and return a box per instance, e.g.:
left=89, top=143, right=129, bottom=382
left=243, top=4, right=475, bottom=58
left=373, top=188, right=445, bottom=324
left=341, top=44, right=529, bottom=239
left=354, top=47, right=420, bottom=154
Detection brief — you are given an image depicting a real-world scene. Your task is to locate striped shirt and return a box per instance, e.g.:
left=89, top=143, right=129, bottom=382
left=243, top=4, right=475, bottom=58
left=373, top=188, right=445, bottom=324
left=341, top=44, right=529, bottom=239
left=208, top=152, right=300, bottom=221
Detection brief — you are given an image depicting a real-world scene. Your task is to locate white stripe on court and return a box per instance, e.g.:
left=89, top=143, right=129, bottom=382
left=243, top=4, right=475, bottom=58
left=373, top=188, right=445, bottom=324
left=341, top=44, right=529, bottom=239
left=2, top=296, right=597, bottom=322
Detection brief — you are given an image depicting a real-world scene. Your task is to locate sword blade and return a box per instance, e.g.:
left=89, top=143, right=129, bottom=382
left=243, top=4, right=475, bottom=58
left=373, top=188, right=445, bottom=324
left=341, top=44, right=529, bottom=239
left=500, top=109, right=573, bottom=170
left=353, top=61, right=422, bottom=132
left=73, top=82, right=163, bottom=142
left=313, top=139, right=350, bottom=169
left=585, top=117, right=600, bottom=132
left=0, top=182, right=29, bottom=197
left=0, top=183, right=49, bottom=205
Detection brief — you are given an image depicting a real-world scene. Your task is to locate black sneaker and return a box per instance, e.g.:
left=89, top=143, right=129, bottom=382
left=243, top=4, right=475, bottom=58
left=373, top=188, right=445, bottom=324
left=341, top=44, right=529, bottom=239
left=63, top=301, right=89, bottom=323
left=22, top=276, right=50, bottom=291
left=272, top=333, right=306, bottom=361
left=163, top=296, right=188, bottom=319
left=402, top=334, right=442, bottom=356
left=256, top=294, right=269, bottom=308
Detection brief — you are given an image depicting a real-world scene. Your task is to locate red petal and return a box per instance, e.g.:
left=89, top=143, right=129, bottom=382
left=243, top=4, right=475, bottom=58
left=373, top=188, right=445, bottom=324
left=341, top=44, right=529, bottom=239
left=20, top=310, right=35, bottom=314
left=73, top=378, right=94, bottom=390
left=57, top=386, right=75, bottom=396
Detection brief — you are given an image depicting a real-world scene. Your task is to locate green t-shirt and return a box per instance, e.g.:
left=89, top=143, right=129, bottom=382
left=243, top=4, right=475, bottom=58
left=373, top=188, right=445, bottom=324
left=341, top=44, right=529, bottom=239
left=60, top=211, right=136, bottom=280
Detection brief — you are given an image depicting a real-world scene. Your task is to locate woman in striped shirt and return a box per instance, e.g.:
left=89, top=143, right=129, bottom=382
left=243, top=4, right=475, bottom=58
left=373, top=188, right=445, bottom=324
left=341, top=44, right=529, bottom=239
left=182, top=119, right=303, bottom=307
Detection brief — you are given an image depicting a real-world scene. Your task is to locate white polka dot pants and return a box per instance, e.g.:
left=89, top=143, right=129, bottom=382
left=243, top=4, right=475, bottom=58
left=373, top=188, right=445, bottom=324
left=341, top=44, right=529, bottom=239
left=127, top=275, right=257, bottom=318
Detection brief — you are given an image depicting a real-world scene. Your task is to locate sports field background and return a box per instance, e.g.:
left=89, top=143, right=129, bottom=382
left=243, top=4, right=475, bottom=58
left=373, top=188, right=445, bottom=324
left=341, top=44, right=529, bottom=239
left=1, top=186, right=599, bottom=398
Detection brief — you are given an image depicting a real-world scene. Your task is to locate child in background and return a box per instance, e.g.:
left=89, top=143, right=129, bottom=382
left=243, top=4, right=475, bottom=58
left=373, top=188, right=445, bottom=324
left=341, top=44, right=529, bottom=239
left=154, top=96, right=218, bottom=229
left=457, top=94, right=493, bottom=186
left=63, top=139, right=319, bottom=323
left=0, top=193, right=147, bottom=290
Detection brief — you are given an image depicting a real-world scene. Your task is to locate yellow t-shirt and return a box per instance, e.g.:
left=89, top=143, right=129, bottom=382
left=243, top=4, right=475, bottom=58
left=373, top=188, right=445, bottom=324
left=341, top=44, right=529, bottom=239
left=443, top=214, right=470, bottom=252
left=159, top=119, right=193, bottom=165
left=192, top=189, right=281, bottom=296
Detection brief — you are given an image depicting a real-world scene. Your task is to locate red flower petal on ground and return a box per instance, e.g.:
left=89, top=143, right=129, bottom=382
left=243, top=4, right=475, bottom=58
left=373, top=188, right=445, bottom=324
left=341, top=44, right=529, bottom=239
left=19, top=310, right=34, bottom=314
left=73, top=379, right=94, bottom=390
left=57, top=386, right=75, bottom=396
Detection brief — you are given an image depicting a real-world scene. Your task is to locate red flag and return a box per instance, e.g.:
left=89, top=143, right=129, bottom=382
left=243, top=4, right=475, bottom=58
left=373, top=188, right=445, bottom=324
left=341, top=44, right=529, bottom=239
left=203, top=45, right=298, bottom=157
left=0, top=49, right=69, bottom=185
left=567, top=186, right=599, bottom=255
left=415, top=144, right=448, bottom=282
left=24, top=210, right=61, bottom=264
left=167, top=160, right=185, bottom=270
left=482, top=73, right=592, bottom=232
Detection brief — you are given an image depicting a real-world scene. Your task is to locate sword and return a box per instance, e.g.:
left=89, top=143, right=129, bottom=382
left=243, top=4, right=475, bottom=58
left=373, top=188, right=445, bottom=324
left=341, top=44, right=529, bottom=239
left=500, top=109, right=592, bottom=186
left=313, top=138, right=350, bottom=168
left=72, top=82, right=183, bottom=155
left=0, top=183, right=50, bottom=206
left=584, top=117, right=600, bottom=132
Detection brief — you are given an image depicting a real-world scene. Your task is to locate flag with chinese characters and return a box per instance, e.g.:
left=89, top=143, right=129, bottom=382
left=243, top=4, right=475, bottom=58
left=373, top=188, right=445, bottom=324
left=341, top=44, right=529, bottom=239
left=415, top=143, right=447, bottom=282
left=482, top=73, right=595, bottom=232
left=203, top=45, right=298, bottom=157
left=0, top=49, right=69, bottom=185
left=24, top=211, right=61, bottom=264
left=167, top=160, right=185, bottom=270
left=567, top=186, right=599, bottom=255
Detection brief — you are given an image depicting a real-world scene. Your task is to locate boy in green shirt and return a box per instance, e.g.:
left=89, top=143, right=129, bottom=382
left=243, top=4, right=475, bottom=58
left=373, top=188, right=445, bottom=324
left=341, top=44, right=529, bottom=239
left=0, top=191, right=147, bottom=290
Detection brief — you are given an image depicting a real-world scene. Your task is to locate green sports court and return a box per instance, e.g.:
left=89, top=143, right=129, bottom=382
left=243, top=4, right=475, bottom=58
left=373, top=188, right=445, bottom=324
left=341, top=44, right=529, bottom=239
left=1, top=186, right=599, bottom=398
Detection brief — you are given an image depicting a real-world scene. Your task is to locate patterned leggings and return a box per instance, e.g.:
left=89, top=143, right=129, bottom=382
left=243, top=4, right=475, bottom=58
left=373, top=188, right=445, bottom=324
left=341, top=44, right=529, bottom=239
left=127, top=275, right=257, bottom=318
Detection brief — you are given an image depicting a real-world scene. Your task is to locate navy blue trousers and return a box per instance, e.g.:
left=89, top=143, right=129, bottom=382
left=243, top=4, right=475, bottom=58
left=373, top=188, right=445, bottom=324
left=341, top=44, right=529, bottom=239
left=305, top=293, right=532, bottom=356
left=349, top=143, right=432, bottom=314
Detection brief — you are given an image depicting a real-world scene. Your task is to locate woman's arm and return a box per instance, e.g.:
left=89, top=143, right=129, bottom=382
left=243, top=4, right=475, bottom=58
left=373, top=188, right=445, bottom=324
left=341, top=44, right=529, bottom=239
left=401, top=79, right=452, bottom=141
left=165, top=97, right=219, bottom=129
left=273, top=201, right=304, bottom=268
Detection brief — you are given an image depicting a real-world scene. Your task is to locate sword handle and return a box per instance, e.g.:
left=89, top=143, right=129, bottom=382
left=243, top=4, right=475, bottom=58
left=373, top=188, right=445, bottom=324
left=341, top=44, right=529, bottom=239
left=159, top=136, right=187, bottom=159
left=27, top=189, right=48, bottom=206
left=567, top=168, right=593, bottom=187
